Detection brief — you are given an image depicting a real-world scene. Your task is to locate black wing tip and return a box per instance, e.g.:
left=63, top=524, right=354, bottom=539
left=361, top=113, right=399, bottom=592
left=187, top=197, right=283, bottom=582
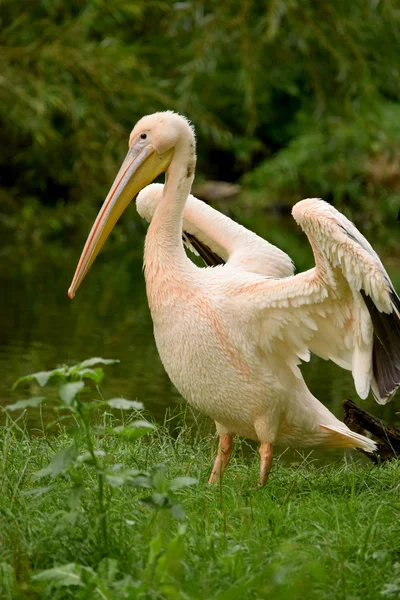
left=361, top=290, right=400, bottom=402
left=389, top=289, right=400, bottom=315
left=183, top=231, right=225, bottom=267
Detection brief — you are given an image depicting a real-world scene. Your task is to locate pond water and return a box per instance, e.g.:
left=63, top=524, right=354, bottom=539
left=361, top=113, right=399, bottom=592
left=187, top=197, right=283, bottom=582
left=1, top=205, right=399, bottom=454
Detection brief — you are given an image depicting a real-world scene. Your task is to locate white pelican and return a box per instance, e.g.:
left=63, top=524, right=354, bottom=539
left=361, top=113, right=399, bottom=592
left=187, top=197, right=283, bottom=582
left=69, top=112, right=400, bottom=485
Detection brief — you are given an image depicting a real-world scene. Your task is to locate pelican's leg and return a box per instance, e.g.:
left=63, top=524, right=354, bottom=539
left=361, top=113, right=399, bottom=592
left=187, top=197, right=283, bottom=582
left=258, top=442, right=273, bottom=486
left=208, top=433, right=233, bottom=484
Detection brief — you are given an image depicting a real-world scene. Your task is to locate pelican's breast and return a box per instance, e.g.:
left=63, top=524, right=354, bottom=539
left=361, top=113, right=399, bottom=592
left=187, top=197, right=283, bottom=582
left=144, top=261, right=266, bottom=427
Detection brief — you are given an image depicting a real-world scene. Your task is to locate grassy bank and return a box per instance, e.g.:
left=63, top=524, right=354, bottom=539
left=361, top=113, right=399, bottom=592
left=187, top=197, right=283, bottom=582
left=1, top=408, right=400, bottom=599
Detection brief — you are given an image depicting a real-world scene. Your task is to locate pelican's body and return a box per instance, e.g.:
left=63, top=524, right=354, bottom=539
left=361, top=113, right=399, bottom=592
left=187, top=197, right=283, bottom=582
left=139, top=182, right=400, bottom=449
left=69, top=112, right=400, bottom=484
left=145, top=243, right=349, bottom=448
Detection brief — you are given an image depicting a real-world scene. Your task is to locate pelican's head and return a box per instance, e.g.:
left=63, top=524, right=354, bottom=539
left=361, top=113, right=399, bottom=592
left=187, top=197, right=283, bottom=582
left=68, top=112, right=195, bottom=299
left=129, top=111, right=195, bottom=156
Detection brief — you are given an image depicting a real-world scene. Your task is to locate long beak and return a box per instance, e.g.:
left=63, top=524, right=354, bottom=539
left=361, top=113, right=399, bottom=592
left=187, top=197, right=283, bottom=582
left=68, top=144, right=173, bottom=298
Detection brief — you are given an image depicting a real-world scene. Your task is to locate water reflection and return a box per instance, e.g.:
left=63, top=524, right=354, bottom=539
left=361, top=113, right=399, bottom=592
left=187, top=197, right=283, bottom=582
left=1, top=209, right=399, bottom=442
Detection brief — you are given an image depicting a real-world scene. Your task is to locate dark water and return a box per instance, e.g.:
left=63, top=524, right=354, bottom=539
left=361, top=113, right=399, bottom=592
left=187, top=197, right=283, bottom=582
left=1, top=208, right=399, bottom=444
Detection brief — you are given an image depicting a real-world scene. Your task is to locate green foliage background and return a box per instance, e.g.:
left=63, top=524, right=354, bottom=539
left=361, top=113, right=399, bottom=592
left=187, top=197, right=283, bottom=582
left=1, top=0, right=399, bottom=247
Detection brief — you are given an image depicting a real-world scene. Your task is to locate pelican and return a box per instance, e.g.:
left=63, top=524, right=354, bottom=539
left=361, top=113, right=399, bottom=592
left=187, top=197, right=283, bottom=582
left=68, top=112, right=400, bottom=485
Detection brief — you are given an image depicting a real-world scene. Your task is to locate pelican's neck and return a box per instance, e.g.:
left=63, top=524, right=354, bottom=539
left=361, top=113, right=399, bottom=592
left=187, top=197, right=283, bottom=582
left=146, top=140, right=195, bottom=264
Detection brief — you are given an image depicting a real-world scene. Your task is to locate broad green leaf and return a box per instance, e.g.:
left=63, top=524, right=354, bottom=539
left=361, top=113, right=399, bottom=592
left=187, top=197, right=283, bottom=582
left=105, top=469, right=150, bottom=488
left=67, top=485, right=84, bottom=510
left=54, top=511, right=79, bottom=534
left=106, top=398, right=143, bottom=411
left=382, top=582, right=400, bottom=597
left=78, top=357, right=119, bottom=369
left=32, top=563, right=84, bottom=587
left=13, top=368, right=67, bottom=390
left=12, top=374, right=36, bottom=390
left=146, top=531, right=164, bottom=574
left=141, top=491, right=186, bottom=519
left=50, top=446, right=78, bottom=477
left=128, top=474, right=153, bottom=489
left=141, top=492, right=170, bottom=509
left=170, top=503, right=185, bottom=520
left=97, top=558, right=119, bottom=584
left=34, top=465, right=53, bottom=480
left=106, top=473, right=126, bottom=487
left=151, top=464, right=167, bottom=492
left=59, top=382, right=85, bottom=406
left=76, top=449, right=106, bottom=465
left=155, top=525, right=186, bottom=580
left=105, top=474, right=128, bottom=488
left=114, top=421, right=155, bottom=440
left=32, top=563, right=96, bottom=588
left=169, top=476, right=198, bottom=490
left=6, top=396, right=46, bottom=411
left=77, top=367, right=104, bottom=383
left=23, top=485, right=54, bottom=497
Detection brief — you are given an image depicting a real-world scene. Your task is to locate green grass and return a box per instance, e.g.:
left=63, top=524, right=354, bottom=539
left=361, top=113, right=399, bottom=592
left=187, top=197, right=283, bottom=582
left=1, top=416, right=400, bottom=600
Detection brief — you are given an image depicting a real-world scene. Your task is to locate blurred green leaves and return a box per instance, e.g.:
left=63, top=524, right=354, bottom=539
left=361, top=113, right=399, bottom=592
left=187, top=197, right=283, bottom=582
left=2, top=0, right=400, bottom=205
left=1, top=0, right=399, bottom=266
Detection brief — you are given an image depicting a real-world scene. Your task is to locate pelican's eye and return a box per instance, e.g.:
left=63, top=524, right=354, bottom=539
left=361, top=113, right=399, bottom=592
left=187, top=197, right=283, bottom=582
left=130, top=130, right=151, bottom=148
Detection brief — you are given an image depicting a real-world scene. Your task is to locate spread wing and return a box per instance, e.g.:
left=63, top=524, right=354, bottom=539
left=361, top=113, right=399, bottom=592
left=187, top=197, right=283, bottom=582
left=233, top=198, right=400, bottom=404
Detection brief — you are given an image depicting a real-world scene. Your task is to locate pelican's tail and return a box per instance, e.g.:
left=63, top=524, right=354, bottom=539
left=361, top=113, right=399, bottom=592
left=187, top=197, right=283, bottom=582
left=320, top=423, right=377, bottom=453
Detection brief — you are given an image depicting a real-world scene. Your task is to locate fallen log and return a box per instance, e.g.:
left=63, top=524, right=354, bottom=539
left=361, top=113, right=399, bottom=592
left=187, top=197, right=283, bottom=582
left=343, top=398, right=400, bottom=463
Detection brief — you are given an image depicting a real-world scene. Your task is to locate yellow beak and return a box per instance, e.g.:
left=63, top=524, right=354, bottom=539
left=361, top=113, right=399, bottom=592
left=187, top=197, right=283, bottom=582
left=68, top=143, right=173, bottom=298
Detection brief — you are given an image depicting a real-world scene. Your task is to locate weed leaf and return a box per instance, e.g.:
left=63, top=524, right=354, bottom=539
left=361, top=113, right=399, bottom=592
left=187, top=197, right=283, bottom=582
left=114, top=421, right=155, bottom=439
left=155, top=525, right=186, bottom=581
left=129, top=474, right=153, bottom=488
left=106, top=398, right=144, bottom=410
left=151, top=464, right=167, bottom=492
left=32, top=563, right=84, bottom=587
left=105, top=474, right=127, bottom=488
left=140, top=492, right=185, bottom=519
left=169, top=476, right=198, bottom=490
left=6, top=396, right=46, bottom=411
left=97, top=558, right=119, bottom=584
left=141, top=492, right=169, bottom=509
left=12, top=369, right=67, bottom=389
left=59, top=382, right=85, bottom=405
left=68, top=485, right=85, bottom=510
left=32, top=563, right=96, bottom=588
left=23, top=485, right=54, bottom=497
left=34, top=465, right=53, bottom=480
left=381, top=581, right=400, bottom=597
left=77, top=449, right=106, bottom=465
left=145, top=532, right=164, bottom=574
left=105, top=469, right=151, bottom=488
left=170, top=503, right=185, bottom=520
left=78, top=368, right=104, bottom=383
left=78, top=357, right=119, bottom=368
left=50, top=446, right=78, bottom=477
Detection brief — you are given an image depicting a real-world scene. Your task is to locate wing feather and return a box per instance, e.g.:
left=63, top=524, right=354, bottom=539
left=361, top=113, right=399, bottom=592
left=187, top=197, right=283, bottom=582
left=233, top=198, right=400, bottom=403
